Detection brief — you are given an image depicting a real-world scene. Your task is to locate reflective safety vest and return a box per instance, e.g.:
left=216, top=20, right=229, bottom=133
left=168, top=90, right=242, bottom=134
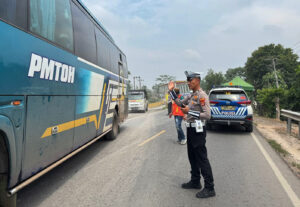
left=172, top=94, right=184, bottom=116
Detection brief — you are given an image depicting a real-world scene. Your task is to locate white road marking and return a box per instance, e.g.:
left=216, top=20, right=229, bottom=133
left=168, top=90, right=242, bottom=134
left=251, top=133, right=300, bottom=207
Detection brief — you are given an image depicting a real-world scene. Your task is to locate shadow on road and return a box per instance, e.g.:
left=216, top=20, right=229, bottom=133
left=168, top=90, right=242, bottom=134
left=17, top=126, right=127, bottom=207
left=207, top=124, right=248, bottom=134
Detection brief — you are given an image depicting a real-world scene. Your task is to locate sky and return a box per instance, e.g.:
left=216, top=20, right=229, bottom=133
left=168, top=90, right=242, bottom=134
left=84, top=0, right=300, bottom=88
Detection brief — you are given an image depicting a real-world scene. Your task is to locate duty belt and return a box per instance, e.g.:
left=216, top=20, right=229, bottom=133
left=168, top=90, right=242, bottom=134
left=186, top=122, right=196, bottom=127
left=186, top=121, right=203, bottom=127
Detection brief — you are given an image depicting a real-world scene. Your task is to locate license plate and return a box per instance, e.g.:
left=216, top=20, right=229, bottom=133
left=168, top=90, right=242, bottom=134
left=221, top=106, right=236, bottom=111
left=221, top=111, right=235, bottom=115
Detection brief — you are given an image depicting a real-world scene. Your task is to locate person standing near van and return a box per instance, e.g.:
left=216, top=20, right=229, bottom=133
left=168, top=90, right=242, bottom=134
left=169, top=88, right=187, bottom=145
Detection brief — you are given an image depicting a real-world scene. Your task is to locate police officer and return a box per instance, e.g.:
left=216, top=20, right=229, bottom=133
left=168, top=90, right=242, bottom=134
left=168, top=71, right=215, bottom=198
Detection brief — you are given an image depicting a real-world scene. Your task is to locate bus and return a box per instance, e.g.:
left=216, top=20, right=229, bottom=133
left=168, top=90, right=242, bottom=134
left=0, top=0, right=128, bottom=205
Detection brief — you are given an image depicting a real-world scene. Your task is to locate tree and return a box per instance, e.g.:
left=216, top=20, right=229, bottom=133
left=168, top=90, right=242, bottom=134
left=202, top=69, right=225, bottom=91
left=256, top=88, right=286, bottom=118
left=261, top=71, right=287, bottom=89
left=285, top=65, right=300, bottom=111
left=224, top=67, right=246, bottom=81
left=245, top=44, right=299, bottom=92
left=155, top=75, right=175, bottom=85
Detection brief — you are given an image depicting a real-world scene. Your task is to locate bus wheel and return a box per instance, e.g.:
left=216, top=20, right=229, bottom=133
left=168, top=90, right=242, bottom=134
left=0, top=135, right=16, bottom=207
left=105, top=110, right=119, bottom=140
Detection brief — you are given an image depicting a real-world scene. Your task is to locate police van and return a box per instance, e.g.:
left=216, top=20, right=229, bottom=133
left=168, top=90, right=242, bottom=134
left=207, top=86, right=253, bottom=132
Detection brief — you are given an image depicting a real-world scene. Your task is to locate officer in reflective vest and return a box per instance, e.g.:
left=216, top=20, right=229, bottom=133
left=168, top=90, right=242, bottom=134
left=168, top=71, right=215, bottom=198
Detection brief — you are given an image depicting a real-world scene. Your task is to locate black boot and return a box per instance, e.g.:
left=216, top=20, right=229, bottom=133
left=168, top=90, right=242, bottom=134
left=181, top=181, right=201, bottom=189
left=196, top=188, right=216, bottom=198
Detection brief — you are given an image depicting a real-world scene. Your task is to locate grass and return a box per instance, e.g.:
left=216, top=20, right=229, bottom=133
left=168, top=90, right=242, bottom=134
left=292, top=162, right=300, bottom=170
left=267, top=140, right=289, bottom=157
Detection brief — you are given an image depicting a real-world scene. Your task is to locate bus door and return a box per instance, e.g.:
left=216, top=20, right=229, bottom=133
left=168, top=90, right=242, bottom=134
left=118, top=62, right=125, bottom=122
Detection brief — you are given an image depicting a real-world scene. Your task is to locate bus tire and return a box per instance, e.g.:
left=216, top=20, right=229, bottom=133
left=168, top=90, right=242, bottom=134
left=0, top=135, right=16, bottom=207
left=105, top=110, right=119, bottom=140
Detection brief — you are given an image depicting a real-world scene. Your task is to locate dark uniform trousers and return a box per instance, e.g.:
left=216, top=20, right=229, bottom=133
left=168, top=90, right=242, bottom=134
left=187, top=126, right=214, bottom=190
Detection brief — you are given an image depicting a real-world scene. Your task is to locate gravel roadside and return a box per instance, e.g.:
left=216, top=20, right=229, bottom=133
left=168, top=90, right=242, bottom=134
left=254, top=115, right=300, bottom=178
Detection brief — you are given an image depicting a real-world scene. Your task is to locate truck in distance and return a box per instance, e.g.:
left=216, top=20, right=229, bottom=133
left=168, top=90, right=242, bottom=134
left=128, top=90, right=148, bottom=113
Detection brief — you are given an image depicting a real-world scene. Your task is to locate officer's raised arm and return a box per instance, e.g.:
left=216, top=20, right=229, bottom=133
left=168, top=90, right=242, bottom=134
left=168, top=81, right=189, bottom=107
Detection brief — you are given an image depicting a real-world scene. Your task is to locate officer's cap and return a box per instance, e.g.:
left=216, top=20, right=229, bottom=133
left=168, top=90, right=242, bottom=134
left=184, top=71, right=201, bottom=81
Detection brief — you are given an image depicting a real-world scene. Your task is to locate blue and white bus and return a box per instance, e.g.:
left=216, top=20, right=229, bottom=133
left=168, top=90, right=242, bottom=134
left=0, top=0, right=128, bottom=205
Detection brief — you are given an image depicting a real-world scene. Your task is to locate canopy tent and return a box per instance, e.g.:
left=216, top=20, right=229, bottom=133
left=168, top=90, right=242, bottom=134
left=223, top=76, right=254, bottom=91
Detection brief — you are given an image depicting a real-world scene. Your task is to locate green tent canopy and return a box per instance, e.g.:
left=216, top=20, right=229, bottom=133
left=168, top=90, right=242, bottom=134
left=223, top=76, right=254, bottom=91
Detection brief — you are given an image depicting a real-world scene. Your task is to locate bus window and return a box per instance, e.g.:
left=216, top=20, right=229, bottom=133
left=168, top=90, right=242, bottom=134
left=110, top=46, right=119, bottom=74
left=71, top=2, right=97, bottom=64
left=0, top=0, right=27, bottom=29
left=95, top=28, right=112, bottom=71
left=29, top=0, right=73, bottom=51
left=122, top=54, right=128, bottom=78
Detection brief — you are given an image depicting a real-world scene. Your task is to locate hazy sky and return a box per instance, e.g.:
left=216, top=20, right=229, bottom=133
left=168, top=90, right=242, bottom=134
left=84, top=0, right=300, bottom=87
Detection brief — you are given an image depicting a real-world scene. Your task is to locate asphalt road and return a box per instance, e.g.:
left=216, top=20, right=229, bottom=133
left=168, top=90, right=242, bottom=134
left=17, top=108, right=300, bottom=207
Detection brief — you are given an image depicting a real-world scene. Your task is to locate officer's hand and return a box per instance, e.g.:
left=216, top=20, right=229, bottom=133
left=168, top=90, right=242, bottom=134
left=183, top=114, right=187, bottom=120
left=169, top=113, right=173, bottom=118
left=181, top=105, right=189, bottom=114
left=168, top=81, right=175, bottom=90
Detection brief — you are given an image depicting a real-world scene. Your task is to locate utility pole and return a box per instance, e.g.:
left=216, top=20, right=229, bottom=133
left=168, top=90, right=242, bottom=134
left=133, top=76, right=136, bottom=89
left=133, top=76, right=143, bottom=89
left=272, top=58, right=279, bottom=89
left=137, top=76, right=141, bottom=89
left=271, top=58, right=280, bottom=120
left=139, top=78, right=144, bottom=89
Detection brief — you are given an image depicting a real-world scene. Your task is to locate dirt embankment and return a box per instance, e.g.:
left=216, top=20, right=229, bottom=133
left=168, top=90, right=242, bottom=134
left=254, top=115, right=300, bottom=178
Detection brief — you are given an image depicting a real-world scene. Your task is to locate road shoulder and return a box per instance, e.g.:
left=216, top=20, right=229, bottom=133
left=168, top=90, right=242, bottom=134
left=254, top=115, right=300, bottom=178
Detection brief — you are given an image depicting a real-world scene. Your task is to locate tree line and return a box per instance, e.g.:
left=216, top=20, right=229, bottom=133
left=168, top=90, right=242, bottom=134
left=202, top=43, right=300, bottom=118
left=151, top=43, right=300, bottom=118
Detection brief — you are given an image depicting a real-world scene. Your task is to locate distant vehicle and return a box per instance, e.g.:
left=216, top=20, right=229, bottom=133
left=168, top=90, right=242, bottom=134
left=0, top=0, right=128, bottom=205
left=207, top=86, right=253, bottom=132
left=128, top=90, right=148, bottom=113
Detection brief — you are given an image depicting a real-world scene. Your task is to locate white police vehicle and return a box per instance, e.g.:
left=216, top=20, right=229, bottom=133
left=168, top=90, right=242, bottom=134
left=207, top=86, right=253, bottom=132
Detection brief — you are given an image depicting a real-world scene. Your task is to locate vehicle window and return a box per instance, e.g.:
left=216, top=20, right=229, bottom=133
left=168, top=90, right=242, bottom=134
left=209, top=91, right=248, bottom=101
left=110, top=46, right=119, bottom=74
left=71, top=2, right=97, bottom=64
left=129, top=94, right=144, bottom=100
left=29, top=0, right=73, bottom=51
left=122, top=54, right=128, bottom=78
left=0, top=0, right=27, bottom=29
left=95, top=29, right=112, bottom=71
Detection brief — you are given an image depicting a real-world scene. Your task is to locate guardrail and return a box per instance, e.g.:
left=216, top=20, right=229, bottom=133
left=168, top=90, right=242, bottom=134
left=280, top=109, right=300, bottom=139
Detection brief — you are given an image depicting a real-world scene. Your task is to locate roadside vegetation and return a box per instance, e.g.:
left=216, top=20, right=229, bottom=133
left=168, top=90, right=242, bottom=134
left=292, top=162, right=300, bottom=170
left=200, top=43, right=300, bottom=118
left=267, top=140, right=289, bottom=157
left=129, top=43, right=300, bottom=116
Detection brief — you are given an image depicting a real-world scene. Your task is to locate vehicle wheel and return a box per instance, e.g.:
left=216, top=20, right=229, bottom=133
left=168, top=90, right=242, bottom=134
left=0, top=136, right=16, bottom=207
left=245, top=124, right=253, bottom=132
left=105, top=110, right=119, bottom=140
left=206, top=123, right=212, bottom=130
